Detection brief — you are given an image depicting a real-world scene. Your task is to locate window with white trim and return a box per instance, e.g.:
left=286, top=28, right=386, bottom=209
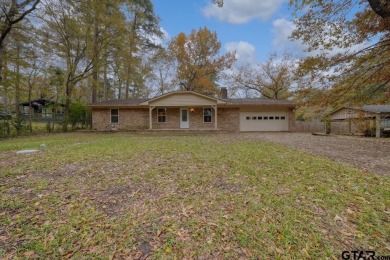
left=157, top=108, right=166, bottom=123
left=111, top=109, right=119, bottom=123
left=203, top=108, right=212, bottom=123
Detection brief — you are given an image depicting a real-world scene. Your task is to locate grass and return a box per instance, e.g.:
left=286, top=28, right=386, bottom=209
left=0, top=132, right=389, bottom=259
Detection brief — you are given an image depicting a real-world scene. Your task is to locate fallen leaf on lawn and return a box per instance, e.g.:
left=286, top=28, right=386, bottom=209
left=23, top=251, right=35, bottom=257
left=0, top=236, right=8, bottom=241
left=339, top=229, right=353, bottom=237
left=275, top=247, right=284, bottom=254
left=165, top=247, right=171, bottom=253
left=302, top=248, right=311, bottom=258
left=242, top=247, right=252, bottom=257
left=334, top=215, right=344, bottom=222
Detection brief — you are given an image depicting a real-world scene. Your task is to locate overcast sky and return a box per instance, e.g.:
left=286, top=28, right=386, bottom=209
left=152, top=0, right=304, bottom=65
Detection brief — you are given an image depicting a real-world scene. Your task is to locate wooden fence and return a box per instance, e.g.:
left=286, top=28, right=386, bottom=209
left=295, top=121, right=325, bottom=133
left=295, top=119, right=390, bottom=136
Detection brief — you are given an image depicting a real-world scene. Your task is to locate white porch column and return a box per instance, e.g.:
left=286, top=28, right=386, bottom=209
left=213, top=105, right=218, bottom=130
left=376, top=115, right=381, bottom=138
left=149, top=106, right=154, bottom=130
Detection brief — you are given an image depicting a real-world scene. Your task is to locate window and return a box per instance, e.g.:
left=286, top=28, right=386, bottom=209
left=252, top=116, right=257, bottom=120
left=157, top=108, right=166, bottom=123
left=269, top=116, right=274, bottom=120
left=264, top=116, right=268, bottom=120
left=111, top=109, right=119, bottom=123
left=275, top=116, right=280, bottom=120
left=258, top=116, right=263, bottom=120
left=204, top=108, right=212, bottom=123
left=281, top=116, right=286, bottom=120
left=246, top=116, right=251, bottom=120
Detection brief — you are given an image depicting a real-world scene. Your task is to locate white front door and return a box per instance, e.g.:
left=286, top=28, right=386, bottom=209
left=180, top=108, right=189, bottom=128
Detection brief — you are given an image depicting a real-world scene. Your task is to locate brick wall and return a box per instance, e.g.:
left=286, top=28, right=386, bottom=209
left=92, top=108, right=148, bottom=130
left=120, top=109, right=149, bottom=130
left=218, top=108, right=240, bottom=131
left=190, top=108, right=215, bottom=130
left=152, top=108, right=180, bottom=129
left=91, top=107, right=245, bottom=132
left=152, top=107, right=216, bottom=130
left=92, top=109, right=110, bottom=130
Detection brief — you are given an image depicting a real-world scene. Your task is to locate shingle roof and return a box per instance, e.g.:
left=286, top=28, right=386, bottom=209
left=362, top=105, right=390, bottom=113
left=88, top=99, right=147, bottom=107
left=226, top=98, right=296, bottom=106
left=88, top=97, right=296, bottom=107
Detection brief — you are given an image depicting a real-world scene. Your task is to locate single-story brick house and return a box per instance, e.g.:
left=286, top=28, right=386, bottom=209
left=88, top=89, right=296, bottom=132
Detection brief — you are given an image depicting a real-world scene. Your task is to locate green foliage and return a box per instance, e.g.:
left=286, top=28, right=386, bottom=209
left=12, top=115, right=28, bottom=134
left=69, top=102, right=91, bottom=129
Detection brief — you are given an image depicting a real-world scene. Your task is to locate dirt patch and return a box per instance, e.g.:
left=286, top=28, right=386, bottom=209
left=91, top=183, right=160, bottom=217
left=240, top=133, right=390, bottom=175
left=213, top=180, right=243, bottom=193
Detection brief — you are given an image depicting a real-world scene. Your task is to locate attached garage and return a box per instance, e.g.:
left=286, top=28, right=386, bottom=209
left=240, top=111, right=289, bottom=131
left=222, top=98, right=295, bottom=132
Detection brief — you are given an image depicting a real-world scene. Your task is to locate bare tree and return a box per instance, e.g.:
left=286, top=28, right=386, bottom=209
left=233, top=53, right=295, bottom=99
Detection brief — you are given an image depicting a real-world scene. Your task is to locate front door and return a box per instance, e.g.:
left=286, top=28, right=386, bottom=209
left=180, top=108, right=189, bottom=128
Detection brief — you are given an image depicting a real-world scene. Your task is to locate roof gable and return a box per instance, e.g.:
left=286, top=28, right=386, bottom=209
left=139, top=91, right=226, bottom=106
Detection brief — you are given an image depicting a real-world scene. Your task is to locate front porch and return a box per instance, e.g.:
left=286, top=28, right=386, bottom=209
left=148, top=106, right=219, bottom=130
left=138, top=91, right=226, bottom=131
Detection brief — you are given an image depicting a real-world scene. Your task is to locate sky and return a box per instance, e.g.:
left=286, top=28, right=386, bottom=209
left=152, top=0, right=304, bottom=66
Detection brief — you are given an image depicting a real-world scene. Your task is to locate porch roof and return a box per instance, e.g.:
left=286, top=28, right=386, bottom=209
left=139, top=91, right=226, bottom=106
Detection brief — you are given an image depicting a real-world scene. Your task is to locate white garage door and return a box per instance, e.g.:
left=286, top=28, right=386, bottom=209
left=240, top=111, right=289, bottom=131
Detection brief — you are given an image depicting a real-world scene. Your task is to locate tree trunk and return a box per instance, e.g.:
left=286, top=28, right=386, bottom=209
left=91, top=18, right=99, bottom=103
left=118, top=80, right=122, bottom=99
left=103, top=63, right=108, bottom=100
left=1, top=43, right=8, bottom=110
left=15, top=42, right=21, bottom=116
left=125, top=69, right=130, bottom=99
left=28, top=84, right=32, bottom=133
left=62, top=81, right=73, bottom=131
left=0, top=43, right=4, bottom=85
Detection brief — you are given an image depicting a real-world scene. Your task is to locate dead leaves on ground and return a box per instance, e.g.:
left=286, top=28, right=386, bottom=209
left=0, top=133, right=389, bottom=258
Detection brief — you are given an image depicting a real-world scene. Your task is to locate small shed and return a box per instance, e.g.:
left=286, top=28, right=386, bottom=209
left=327, top=105, right=390, bottom=137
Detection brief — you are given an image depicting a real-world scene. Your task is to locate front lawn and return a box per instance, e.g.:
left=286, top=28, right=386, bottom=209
left=0, top=133, right=389, bottom=259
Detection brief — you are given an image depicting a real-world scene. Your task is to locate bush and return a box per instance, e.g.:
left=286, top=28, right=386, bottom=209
left=12, top=115, right=28, bottom=134
left=69, top=102, right=91, bottom=129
